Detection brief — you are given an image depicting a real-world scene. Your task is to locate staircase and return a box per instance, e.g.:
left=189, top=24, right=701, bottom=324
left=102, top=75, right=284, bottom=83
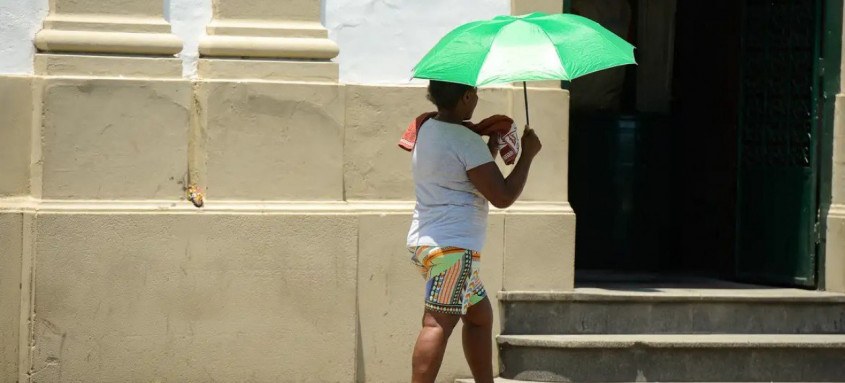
left=461, top=281, right=845, bottom=382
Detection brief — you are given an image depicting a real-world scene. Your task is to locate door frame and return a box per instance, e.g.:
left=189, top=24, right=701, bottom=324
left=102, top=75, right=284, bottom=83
left=735, top=0, right=822, bottom=288
left=735, top=0, right=842, bottom=288
left=817, top=0, right=843, bottom=290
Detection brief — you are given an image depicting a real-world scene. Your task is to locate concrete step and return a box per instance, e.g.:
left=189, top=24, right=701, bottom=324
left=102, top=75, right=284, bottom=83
left=498, top=334, right=845, bottom=382
left=499, top=288, right=845, bottom=335
left=455, top=380, right=778, bottom=383
left=456, top=380, right=775, bottom=383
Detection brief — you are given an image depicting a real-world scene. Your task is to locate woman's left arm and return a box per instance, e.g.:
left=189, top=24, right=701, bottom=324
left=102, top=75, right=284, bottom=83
left=487, top=133, right=499, bottom=159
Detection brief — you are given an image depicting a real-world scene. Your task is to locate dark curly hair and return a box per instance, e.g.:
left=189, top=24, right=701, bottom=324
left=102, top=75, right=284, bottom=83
left=427, top=80, right=475, bottom=110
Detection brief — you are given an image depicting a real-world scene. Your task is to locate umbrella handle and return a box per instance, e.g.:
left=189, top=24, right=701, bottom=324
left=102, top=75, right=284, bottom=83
left=523, top=81, right=530, bottom=127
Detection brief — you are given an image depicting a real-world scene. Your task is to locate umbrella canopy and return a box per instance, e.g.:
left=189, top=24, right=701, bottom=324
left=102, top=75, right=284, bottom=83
left=412, top=12, right=636, bottom=87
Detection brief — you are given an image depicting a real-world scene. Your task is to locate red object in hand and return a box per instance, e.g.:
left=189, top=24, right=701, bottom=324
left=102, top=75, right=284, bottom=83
left=398, top=113, right=520, bottom=165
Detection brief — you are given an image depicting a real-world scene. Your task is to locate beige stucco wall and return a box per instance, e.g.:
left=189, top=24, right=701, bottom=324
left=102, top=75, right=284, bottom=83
left=512, top=87, right=570, bottom=202
left=0, top=201, right=569, bottom=383
left=29, top=212, right=358, bottom=382
left=1, top=0, right=577, bottom=379
left=0, top=70, right=573, bottom=381
left=511, top=0, right=563, bottom=18
left=0, top=76, right=33, bottom=197
left=343, top=85, right=429, bottom=200
left=198, top=81, right=346, bottom=200
left=212, top=0, right=320, bottom=23
left=828, top=209, right=845, bottom=292
left=344, top=85, right=570, bottom=203
left=39, top=78, right=190, bottom=200
left=357, top=212, right=505, bottom=381
left=828, top=92, right=845, bottom=293
left=0, top=213, right=22, bottom=383
left=826, top=11, right=845, bottom=293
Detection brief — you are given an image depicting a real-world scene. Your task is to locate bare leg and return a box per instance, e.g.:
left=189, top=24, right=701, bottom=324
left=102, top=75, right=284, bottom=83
left=412, top=310, right=461, bottom=383
left=461, top=297, right=494, bottom=383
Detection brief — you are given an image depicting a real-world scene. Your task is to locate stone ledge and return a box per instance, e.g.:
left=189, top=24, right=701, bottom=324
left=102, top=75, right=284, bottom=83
left=498, top=289, right=845, bottom=303
left=41, top=14, right=173, bottom=34
left=498, top=334, right=845, bottom=349
left=0, top=198, right=574, bottom=215
left=35, top=54, right=183, bottom=79
left=35, top=30, right=182, bottom=56
left=206, top=20, right=329, bottom=39
left=462, top=380, right=837, bottom=383
left=830, top=204, right=845, bottom=218
left=198, top=58, right=338, bottom=82
left=199, top=35, right=338, bottom=60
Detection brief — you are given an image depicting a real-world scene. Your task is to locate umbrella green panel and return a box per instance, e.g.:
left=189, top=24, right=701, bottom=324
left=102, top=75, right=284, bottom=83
left=411, top=11, right=637, bottom=269
left=412, top=13, right=635, bottom=87
left=736, top=0, right=824, bottom=287
left=412, top=12, right=635, bottom=126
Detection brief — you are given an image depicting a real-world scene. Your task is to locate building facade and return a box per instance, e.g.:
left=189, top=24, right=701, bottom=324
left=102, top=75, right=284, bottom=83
left=0, top=0, right=843, bottom=382
left=0, top=0, right=572, bottom=382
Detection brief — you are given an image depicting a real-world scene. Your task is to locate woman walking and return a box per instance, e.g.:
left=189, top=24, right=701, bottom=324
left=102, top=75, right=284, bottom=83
left=406, top=80, right=542, bottom=383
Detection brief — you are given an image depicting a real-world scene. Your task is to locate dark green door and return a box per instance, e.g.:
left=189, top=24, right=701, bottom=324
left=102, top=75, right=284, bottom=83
left=736, top=0, right=824, bottom=287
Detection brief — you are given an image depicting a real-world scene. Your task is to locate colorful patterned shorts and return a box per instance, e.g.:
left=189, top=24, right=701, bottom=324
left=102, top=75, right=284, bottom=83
left=410, top=246, right=487, bottom=316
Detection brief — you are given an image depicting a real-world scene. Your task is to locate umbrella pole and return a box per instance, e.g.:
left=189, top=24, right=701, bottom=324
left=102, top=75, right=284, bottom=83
left=522, top=81, right=530, bottom=127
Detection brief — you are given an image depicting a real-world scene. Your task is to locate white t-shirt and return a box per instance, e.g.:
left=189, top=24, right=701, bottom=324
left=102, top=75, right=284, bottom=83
left=406, top=118, right=494, bottom=252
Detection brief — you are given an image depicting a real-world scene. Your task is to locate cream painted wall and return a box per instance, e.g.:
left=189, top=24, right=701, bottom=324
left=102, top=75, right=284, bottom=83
left=0, top=74, right=573, bottom=381
left=0, top=76, right=33, bottom=197
left=0, top=1, right=570, bottom=380
left=822, top=7, right=845, bottom=293
left=0, top=213, right=23, bottom=383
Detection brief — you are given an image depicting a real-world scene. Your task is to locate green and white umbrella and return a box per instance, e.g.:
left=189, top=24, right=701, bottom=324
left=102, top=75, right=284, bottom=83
left=413, top=12, right=636, bottom=123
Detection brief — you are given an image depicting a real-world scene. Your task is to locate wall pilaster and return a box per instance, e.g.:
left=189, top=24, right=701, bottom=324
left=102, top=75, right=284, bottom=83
left=34, top=0, right=183, bottom=77
left=199, top=0, right=338, bottom=60
left=35, top=0, right=181, bottom=56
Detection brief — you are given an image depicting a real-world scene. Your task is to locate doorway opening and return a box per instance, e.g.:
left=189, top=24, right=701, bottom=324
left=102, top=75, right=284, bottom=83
left=567, top=0, right=840, bottom=288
